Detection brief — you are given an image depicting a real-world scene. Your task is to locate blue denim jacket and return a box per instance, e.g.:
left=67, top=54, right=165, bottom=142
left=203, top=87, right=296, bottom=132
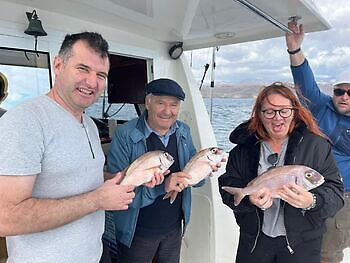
left=107, top=112, right=198, bottom=247
left=291, top=59, right=350, bottom=191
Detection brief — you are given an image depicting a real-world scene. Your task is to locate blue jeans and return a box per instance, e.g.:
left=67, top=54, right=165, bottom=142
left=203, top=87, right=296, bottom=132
left=116, top=227, right=182, bottom=263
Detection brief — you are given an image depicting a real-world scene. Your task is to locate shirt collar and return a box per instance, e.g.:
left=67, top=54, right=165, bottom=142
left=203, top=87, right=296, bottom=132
left=143, top=116, right=178, bottom=139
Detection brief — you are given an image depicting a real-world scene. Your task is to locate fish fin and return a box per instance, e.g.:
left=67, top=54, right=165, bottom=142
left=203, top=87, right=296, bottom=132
left=163, top=191, right=178, bottom=204
left=163, top=191, right=172, bottom=200
left=221, top=186, right=245, bottom=206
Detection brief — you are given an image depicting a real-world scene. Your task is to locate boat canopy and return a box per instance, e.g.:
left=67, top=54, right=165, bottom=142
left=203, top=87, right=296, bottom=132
left=5, top=0, right=330, bottom=50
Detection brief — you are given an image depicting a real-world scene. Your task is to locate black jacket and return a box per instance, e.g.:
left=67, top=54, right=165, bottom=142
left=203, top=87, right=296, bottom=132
left=218, top=121, right=344, bottom=252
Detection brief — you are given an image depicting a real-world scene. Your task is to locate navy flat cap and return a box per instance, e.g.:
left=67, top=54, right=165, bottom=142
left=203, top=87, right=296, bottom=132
left=145, top=78, right=185, bottom=101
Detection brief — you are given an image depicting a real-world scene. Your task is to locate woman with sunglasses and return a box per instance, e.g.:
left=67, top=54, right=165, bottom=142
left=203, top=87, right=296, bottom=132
left=218, top=82, right=344, bottom=263
left=286, top=21, right=350, bottom=263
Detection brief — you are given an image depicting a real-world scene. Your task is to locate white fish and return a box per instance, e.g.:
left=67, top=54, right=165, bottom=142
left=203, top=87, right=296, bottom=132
left=222, top=165, right=324, bottom=206
left=164, top=147, right=226, bottom=203
left=121, top=151, right=174, bottom=186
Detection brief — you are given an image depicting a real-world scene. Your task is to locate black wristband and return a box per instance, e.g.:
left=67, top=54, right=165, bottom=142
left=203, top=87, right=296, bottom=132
left=287, top=48, right=301, bottom=55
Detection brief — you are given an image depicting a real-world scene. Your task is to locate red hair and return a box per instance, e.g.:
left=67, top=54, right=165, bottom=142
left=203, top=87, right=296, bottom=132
left=248, top=82, right=326, bottom=140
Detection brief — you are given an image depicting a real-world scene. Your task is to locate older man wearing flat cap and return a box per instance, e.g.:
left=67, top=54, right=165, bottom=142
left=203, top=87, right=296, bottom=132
left=106, top=78, right=216, bottom=263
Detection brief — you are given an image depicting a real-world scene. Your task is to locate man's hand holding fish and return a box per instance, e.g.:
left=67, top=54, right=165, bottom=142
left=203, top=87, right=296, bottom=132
left=164, top=172, right=192, bottom=193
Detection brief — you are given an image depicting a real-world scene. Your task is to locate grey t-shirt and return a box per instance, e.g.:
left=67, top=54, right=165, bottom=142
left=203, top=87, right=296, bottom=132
left=259, top=140, right=288, bottom=238
left=0, top=95, right=105, bottom=263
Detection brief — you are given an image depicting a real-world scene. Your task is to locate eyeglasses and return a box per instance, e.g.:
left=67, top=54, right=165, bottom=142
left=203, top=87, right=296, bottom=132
left=261, top=108, right=295, bottom=119
left=334, top=88, right=350, bottom=97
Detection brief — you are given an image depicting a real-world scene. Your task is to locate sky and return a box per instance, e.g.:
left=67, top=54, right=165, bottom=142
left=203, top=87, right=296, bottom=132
left=185, top=0, right=350, bottom=85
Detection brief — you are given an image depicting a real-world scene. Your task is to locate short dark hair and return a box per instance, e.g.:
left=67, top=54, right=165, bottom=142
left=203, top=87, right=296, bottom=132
left=58, top=32, right=109, bottom=62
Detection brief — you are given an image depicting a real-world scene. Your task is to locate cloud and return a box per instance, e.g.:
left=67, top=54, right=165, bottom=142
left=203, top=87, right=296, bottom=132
left=185, top=0, right=350, bottom=84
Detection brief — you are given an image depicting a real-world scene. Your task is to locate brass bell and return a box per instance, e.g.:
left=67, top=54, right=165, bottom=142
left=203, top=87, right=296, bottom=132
left=24, top=10, right=47, bottom=37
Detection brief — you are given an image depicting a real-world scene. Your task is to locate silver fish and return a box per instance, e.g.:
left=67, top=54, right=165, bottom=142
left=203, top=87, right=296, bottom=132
left=222, top=165, right=324, bottom=206
left=164, top=147, right=226, bottom=203
left=121, top=151, right=174, bottom=186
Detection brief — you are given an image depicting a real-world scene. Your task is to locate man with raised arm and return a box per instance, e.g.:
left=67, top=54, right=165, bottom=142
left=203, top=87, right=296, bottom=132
left=286, top=21, right=350, bottom=263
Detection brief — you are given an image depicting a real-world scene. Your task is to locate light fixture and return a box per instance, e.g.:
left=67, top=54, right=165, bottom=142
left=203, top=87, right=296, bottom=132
left=214, top=32, right=236, bottom=40
left=169, top=42, right=183, bottom=60
left=24, top=10, right=47, bottom=54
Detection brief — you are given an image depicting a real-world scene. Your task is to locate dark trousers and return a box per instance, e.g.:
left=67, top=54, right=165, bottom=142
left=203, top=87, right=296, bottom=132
left=116, top=227, right=182, bottom=263
left=236, top=232, right=322, bottom=263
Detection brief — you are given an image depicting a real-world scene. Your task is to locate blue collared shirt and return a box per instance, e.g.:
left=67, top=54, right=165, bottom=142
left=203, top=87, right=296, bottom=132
left=144, top=117, right=178, bottom=147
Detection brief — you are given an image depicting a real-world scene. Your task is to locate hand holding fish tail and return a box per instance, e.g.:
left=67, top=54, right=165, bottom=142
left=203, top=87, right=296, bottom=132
left=278, top=182, right=314, bottom=209
left=249, top=187, right=273, bottom=210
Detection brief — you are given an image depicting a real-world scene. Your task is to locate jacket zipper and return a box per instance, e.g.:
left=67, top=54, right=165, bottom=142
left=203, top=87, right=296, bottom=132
left=250, top=208, right=261, bottom=253
left=283, top=136, right=304, bottom=254
left=282, top=201, right=295, bottom=254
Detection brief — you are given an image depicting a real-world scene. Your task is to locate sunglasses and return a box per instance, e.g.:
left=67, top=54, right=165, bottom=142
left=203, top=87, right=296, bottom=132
left=334, top=88, right=350, bottom=97
left=267, top=153, right=278, bottom=170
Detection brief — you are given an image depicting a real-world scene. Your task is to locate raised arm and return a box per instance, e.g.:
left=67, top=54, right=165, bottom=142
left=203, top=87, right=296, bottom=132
left=285, top=21, right=330, bottom=111
left=286, top=21, right=305, bottom=66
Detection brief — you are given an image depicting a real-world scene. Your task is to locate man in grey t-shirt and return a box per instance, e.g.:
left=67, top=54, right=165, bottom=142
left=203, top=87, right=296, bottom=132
left=0, top=32, right=145, bottom=263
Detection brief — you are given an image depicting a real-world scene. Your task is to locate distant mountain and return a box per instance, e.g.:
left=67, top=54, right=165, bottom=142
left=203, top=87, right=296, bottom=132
left=199, top=82, right=334, bottom=98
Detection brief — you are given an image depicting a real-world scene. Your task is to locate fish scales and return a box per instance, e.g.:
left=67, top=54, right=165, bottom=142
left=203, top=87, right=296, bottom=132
left=121, top=150, right=174, bottom=186
left=164, top=147, right=226, bottom=203
left=222, top=165, right=324, bottom=206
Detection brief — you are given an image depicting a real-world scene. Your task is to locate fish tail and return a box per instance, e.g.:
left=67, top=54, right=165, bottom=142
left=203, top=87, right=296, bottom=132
left=163, top=190, right=178, bottom=204
left=163, top=191, right=172, bottom=200
left=221, top=186, right=245, bottom=206
left=169, top=191, right=178, bottom=204
left=163, top=191, right=178, bottom=204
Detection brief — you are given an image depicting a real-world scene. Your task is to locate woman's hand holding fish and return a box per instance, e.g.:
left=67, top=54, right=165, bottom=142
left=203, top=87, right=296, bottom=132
left=249, top=187, right=273, bottom=210
left=278, top=182, right=314, bottom=209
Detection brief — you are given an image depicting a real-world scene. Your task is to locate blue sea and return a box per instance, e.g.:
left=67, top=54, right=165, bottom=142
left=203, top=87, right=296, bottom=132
left=86, top=97, right=254, bottom=153
left=204, top=98, right=253, bottom=152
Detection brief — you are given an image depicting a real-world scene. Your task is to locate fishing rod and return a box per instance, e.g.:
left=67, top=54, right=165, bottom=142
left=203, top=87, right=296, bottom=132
left=209, top=46, right=219, bottom=122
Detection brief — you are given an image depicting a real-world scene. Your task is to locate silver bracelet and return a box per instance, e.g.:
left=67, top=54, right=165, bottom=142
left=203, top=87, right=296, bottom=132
left=303, top=193, right=317, bottom=211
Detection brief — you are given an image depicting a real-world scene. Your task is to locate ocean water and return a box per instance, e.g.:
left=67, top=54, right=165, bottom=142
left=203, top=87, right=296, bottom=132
left=204, top=98, right=254, bottom=152
left=86, top=97, right=254, bottom=153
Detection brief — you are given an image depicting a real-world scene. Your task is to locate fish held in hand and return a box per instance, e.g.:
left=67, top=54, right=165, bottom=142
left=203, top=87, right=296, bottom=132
left=164, top=147, right=226, bottom=203
left=121, top=151, right=174, bottom=186
left=222, top=165, right=324, bottom=206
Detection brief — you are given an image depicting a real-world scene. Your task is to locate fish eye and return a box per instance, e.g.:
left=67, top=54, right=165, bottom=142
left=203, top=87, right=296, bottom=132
left=305, top=172, right=313, bottom=178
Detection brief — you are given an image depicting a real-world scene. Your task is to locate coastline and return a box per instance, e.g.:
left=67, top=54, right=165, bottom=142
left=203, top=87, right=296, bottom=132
left=200, top=82, right=334, bottom=98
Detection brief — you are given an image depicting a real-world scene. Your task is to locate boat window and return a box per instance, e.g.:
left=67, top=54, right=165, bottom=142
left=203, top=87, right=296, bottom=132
left=85, top=53, right=149, bottom=141
left=0, top=47, right=52, bottom=110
